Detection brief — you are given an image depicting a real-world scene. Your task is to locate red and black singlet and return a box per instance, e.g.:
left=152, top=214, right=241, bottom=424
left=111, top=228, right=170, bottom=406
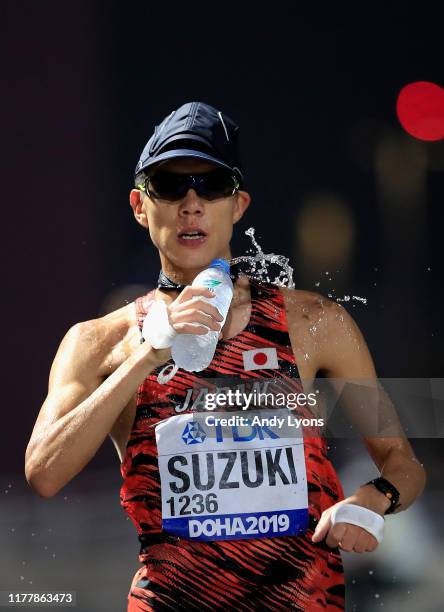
left=121, top=280, right=345, bottom=611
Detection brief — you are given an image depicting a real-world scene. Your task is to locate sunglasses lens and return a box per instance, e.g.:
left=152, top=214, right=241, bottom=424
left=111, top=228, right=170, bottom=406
left=147, top=172, right=189, bottom=201
left=147, top=169, right=238, bottom=201
left=198, top=169, right=237, bottom=200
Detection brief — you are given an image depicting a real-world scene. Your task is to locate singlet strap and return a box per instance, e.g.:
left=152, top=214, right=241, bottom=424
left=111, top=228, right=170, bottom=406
left=135, top=289, right=157, bottom=344
left=247, top=279, right=289, bottom=333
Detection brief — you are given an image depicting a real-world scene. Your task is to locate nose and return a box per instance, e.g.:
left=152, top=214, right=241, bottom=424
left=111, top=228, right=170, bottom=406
left=178, top=188, right=204, bottom=216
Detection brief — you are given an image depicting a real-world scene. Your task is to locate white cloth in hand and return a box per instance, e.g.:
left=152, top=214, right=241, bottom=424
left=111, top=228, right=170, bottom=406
left=142, top=300, right=177, bottom=349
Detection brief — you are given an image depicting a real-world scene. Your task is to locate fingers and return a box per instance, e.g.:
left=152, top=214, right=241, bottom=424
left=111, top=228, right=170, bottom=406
left=339, top=526, right=378, bottom=553
left=362, top=532, right=378, bottom=553
left=168, top=287, right=224, bottom=335
left=174, top=299, right=224, bottom=322
left=325, top=523, right=347, bottom=548
left=171, top=309, right=222, bottom=333
left=171, top=323, right=212, bottom=335
left=353, top=530, right=371, bottom=554
left=336, top=525, right=358, bottom=552
left=177, top=286, right=216, bottom=303
left=311, top=510, right=332, bottom=543
left=324, top=523, right=379, bottom=553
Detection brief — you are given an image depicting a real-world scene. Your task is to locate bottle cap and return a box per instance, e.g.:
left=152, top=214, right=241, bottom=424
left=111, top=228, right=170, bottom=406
left=209, top=259, right=230, bottom=275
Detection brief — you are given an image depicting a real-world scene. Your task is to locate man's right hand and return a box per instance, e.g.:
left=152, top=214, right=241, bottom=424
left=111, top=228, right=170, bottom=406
left=166, top=286, right=224, bottom=335
left=141, top=285, right=224, bottom=366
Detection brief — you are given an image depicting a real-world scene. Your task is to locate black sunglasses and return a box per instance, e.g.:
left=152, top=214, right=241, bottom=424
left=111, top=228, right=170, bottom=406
left=139, top=169, right=240, bottom=202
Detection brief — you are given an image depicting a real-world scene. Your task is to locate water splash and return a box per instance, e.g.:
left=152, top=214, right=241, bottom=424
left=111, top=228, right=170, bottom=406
left=233, top=228, right=370, bottom=308
left=335, top=294, right=368, bottom=305
left=232, top=227, right=295, bottom=289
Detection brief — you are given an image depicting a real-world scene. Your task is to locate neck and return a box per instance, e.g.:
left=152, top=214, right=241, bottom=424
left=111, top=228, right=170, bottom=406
left=159, top=250, right=233, bottom=285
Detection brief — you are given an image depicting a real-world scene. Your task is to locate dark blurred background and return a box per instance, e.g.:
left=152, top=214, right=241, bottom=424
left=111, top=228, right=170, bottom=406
left=1, top=2, right=443, bottom=610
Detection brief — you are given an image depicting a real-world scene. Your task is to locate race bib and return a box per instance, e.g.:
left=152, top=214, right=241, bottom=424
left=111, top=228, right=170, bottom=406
left=155, top=410, right=309, bottom=541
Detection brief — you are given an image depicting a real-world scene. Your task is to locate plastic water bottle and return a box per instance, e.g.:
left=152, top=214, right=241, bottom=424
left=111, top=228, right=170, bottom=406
left=172, top=259, right=233, bottom=372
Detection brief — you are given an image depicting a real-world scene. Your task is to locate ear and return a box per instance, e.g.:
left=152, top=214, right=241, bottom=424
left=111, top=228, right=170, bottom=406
left=232, top=190, right=251, bottom=224
left=129, top=189, right=149, bottom=229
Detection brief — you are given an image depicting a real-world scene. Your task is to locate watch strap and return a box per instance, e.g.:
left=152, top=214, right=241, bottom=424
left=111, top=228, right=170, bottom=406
left=365, top=477, right=401, bottom=515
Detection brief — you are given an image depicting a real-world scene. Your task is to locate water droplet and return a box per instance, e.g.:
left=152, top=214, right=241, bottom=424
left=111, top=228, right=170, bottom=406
left=20, top=576, right=24, bottom=581
left=352, top=295, right=367, bottom=305
left=375, top=593, right=380, bottom=598
left=369, top=570, right=374, bottom=575
left=315, top=282, right=320, bottom=287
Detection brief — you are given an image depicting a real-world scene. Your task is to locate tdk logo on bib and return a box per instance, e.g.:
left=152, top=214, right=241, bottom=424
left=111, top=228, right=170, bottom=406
left=214, top=421, right=280, bottom=443
left=181, top=422, right=207, bottom=445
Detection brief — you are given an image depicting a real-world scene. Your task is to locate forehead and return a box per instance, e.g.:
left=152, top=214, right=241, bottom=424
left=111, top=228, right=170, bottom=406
left=154, top=157, right=220, bottom=174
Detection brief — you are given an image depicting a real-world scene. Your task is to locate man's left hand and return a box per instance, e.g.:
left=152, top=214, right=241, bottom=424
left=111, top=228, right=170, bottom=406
left=311, top=486, right=391, bottom=553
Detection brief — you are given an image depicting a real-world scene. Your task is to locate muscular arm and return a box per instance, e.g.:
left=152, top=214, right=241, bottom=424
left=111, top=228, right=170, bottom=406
left=25, top=285, right=221, bottom=498
left=25, top=320, right=168, bottom=498
left=284, top=290, right=426, bottom=551
left=316, top=300, right=426, bottom=515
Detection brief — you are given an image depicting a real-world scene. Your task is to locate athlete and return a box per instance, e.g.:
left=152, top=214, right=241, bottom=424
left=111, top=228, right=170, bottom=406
left=25, top=102, right=426, bottom=611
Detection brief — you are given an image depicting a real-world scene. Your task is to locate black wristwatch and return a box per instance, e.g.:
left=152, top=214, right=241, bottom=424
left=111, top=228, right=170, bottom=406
left=365, top=477, right=401, bottom=515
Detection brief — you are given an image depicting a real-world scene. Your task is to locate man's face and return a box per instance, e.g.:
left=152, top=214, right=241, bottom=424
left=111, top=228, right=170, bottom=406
left=130, top=158, right=250, bottom=275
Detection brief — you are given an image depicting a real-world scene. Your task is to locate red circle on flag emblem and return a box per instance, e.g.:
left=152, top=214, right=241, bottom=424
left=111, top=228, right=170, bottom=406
left=253, top=352, right=267, bottom=365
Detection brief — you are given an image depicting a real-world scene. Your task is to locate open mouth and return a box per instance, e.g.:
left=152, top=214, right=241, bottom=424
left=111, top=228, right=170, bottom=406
left=178, top=230, right=207, bottom=240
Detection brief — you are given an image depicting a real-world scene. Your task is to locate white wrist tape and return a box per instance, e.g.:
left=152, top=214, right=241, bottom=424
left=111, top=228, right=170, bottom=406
left=142, top=300, right=177, bottom=349
left=330, top=503, right=385, bottom=545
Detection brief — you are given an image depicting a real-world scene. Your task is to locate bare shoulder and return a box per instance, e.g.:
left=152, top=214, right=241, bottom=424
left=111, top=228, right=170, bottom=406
left=280, top=286, right=375, bottom=378
left=280, top=286, right=361, bottom=340
left=54, top=302, right=139, bottom=384
left=279, top=287, right=362, bottom=378
left=280, top=287, right=343, bottom=326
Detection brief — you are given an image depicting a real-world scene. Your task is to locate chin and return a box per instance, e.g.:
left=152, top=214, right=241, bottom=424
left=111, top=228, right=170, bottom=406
left=162, top=249, right=211, bottom=271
